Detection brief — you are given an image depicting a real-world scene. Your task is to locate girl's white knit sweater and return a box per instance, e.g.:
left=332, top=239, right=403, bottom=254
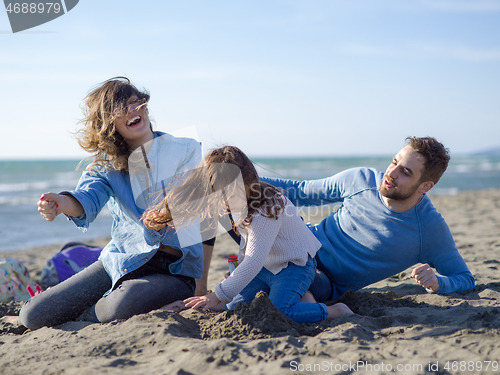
left=214, top=197, right=321, bottom=304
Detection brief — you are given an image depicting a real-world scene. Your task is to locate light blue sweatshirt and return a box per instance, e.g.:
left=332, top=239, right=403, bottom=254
left=261, top=167, right=475, bottom=299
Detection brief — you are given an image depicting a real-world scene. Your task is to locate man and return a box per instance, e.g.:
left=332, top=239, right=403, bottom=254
left=260, top=136, right=475, bottom=302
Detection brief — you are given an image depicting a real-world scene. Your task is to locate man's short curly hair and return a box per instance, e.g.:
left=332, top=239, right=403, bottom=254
left=405, top=136, right=450, bottom=184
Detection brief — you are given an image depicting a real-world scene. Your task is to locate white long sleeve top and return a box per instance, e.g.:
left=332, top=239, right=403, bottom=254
left=214, top=197, right=321, bottom=304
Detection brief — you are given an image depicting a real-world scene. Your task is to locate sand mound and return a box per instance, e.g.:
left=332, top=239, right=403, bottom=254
left=198, top=292, right=322, bottom=340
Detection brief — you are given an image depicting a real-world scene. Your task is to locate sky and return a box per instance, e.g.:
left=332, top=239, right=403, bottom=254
left=1, top=0, right=499, bottom=159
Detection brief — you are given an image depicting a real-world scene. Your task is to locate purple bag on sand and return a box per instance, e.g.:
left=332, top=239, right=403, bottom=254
left=40, top=242, right=102, bottom=289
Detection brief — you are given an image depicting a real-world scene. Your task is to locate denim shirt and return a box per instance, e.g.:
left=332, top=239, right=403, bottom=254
left=64, top=132, right=203, bottom=294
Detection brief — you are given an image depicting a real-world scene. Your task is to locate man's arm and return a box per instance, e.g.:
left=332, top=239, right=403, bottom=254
left=419, top=210, right=475, bottom=294
left=260, top=170, right=352, bottom=207
left=433, top=265, right=475, bottom=294
left=413, top=264, right=475, bottom=294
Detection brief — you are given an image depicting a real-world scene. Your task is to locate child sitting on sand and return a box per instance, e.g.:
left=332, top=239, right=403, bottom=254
left=143, top=146, right=353, bottom=323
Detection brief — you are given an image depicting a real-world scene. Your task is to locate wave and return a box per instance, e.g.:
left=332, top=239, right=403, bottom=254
left=0, top=196, right=38, bottom=206
left=451, top=162, right=500, bottom=173
left=0, top=178, right=79, bottom=194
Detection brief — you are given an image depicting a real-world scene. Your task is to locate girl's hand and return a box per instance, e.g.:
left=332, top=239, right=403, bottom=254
left=142, top=209, right=167, bottom=231
left=38, top=193, right=63, bottom=221
left=184, top=292, right=221, bottom=312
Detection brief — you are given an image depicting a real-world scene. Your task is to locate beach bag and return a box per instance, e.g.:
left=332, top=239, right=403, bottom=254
left=0, top=258, right=38, bottom=303
left=40, top=242, right=103, bottom=289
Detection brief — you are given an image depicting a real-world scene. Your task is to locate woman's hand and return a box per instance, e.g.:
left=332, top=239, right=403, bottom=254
left=184, top=292, right=221, bottom=312
left=38, top=192, right=84, bottom=221
left=142, top=209, right=167, bottom=231
left=38, top=193, right=63, bottom=221
left=160, top=300, right=187, bottom=312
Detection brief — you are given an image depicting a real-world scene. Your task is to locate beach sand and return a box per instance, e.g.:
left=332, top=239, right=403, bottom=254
left=1, top=189, right=500, bottom=375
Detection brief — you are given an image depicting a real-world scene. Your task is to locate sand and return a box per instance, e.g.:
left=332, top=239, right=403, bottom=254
left=1, top=189, right=500, bottom=375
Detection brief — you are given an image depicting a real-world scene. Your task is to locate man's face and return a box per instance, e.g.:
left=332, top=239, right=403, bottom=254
left=379, top=145, right=426, bottom=200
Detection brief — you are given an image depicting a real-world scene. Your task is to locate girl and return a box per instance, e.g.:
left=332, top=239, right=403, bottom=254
left=143, top=146, right=353, bottom=323
left=19, top=77, right=204, bottom=329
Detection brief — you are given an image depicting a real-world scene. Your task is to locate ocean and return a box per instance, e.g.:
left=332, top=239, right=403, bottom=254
left=1, top=154, right=500, bottom=253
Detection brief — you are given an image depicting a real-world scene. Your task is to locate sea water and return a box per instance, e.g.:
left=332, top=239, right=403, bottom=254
left=254, top=154, right=500, bottom=196
left=1, top=154, right=500, bottom=252
left=0, top=159, right=112, bottom=252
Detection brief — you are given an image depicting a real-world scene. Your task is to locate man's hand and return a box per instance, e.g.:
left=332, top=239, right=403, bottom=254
left=411, top=263, right=439, bottom=292
left=184, top=292, right=221, bottom=311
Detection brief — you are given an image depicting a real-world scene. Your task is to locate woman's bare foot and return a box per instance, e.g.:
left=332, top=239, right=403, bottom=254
left=298, top=290, right=317, bottom=303
left=160, top=300, right=187, bottom=312
left=327, top=303, right=354, bottom=319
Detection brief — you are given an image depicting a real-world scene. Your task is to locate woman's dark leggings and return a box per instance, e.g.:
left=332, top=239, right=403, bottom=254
left=19, top=251, right=195, bottom=330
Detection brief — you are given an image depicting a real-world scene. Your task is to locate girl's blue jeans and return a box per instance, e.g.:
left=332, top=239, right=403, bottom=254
left=226, top=256, right=328, bottom=323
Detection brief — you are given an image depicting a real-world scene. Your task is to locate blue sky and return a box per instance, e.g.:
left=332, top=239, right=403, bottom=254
left=1, top=0, right=499, bottom=159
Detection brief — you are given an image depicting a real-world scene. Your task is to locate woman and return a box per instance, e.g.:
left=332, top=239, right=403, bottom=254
left=19, top=77, right=203, bottom=329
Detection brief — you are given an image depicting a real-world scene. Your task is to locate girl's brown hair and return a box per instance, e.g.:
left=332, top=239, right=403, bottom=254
left=143, top=146, right=286, bottom=236
left=76, top=77, right=151, bottom=172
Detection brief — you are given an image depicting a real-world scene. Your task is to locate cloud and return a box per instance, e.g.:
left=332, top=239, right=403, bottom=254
left=416, top=43, right=500, bottom=61
left=344, top=43, right=500, bottom=62
left=344, top=44, right=404, bottom=59
left=422, top=0, right=500, bottom=12
left=138, top=64, right=310, bottom=83
left=0, top=50, right=101, bottom=66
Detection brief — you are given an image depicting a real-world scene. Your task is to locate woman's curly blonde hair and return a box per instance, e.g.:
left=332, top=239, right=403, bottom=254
left=76, top=77, right=151, bottom=172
